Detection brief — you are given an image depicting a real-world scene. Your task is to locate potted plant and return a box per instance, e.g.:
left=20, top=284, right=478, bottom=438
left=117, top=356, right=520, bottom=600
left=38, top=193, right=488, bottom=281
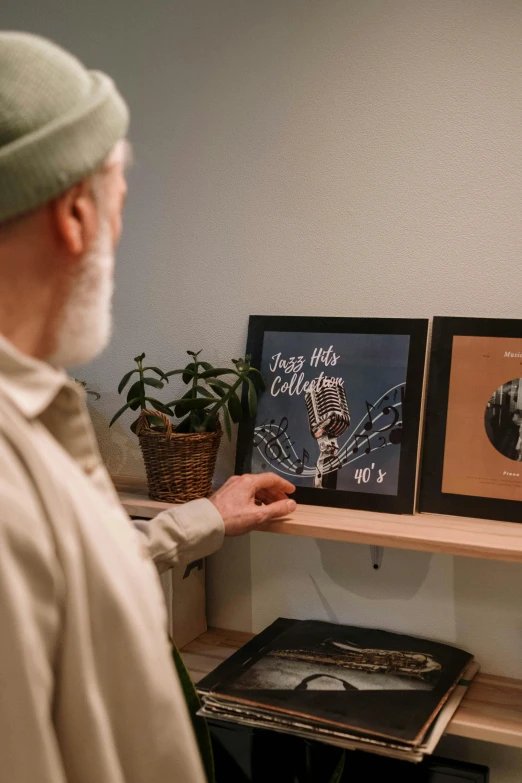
left=111, top=351, right=264, bottom=503
left=74, top=379, right=101, bottom=401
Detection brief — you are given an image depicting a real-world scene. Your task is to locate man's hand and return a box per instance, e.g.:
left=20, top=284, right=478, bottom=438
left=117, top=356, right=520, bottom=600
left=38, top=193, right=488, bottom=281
left=210, top=473, right=297, bottom=537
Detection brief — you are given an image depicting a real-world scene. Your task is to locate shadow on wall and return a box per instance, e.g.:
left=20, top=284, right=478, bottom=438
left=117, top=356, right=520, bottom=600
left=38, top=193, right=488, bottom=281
left=88, top=405, right=146, bottom=479
left=87, top=399, right=239, bottom=485
left=314, top=539, right=432, bottom=601
left=453, top=556, right=522, bottom=679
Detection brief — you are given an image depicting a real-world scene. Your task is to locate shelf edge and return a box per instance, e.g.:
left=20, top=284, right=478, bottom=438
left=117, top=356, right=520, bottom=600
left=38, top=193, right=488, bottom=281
left=118, top=489, right=522, bottom=563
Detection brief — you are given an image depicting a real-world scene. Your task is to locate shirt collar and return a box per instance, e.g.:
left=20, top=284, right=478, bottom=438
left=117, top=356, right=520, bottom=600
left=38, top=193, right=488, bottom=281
left=0, top=333, right=78, bottom=419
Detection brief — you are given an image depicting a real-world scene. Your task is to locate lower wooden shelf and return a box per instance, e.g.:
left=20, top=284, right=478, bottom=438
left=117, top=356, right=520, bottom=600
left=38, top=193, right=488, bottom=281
left=181, top=629, right=522, bottom=750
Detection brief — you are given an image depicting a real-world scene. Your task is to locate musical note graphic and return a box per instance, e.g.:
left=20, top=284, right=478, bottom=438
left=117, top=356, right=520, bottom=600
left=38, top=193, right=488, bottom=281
left=352, top=432, right=371, bottom=455
left=389, top=423, right=402, bottom=444
left=293, top=448, right=310, bottom=475
left=264, top=417, right=289, bottom=463
left=329, top=383, right=405, bottom=471
left=253, top=418, right=269, bottom=447
left=376, top=405, right=399, bottom=432
left=251, top=382, right=406, bottom=480
left=363, top=401, right=375, bottom=431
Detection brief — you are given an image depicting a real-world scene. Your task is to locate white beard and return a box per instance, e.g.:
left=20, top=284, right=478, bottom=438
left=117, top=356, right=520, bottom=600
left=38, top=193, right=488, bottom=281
left=46, top=220, right=114, bottom=368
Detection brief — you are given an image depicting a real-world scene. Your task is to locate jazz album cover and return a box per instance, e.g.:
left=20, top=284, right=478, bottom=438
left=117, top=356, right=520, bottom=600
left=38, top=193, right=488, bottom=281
left=420, top=317, right=522, bottom=521
left=197, top=618, right=474, bottom=748
left=235, top=316, right=428, bottom=513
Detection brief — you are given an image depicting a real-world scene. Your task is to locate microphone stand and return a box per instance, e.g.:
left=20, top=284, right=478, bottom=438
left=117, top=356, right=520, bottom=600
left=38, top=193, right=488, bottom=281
left=314, top=435, right=340, bottom=489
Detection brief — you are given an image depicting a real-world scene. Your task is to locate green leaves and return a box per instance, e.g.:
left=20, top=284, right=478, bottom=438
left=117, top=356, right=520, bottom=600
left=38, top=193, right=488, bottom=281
left=175, top=414, right=192, bottom=433
left=171, top=641, right=215, bottom=783
left=129, top=412, right=165, bottom=434
left=74, top=379, right=101, bottom=401
left=143, top=377, right=164, bottom=389
left=207, top=377, right=230, bottom=389
left=114, top=354, right=174, bottom=433
left=205, top=413, right=218, bottom=432
left=182, top=362, right=197, bottom=384
left=234, top=359, right=247, bottom=373
left=113, top=352, right=266, bottom=438
left=145, top=413, right=166, bottom=428
left=199, top=367, right=237, bottom=379
left=144, top=366, right=168, bottom=381
left=118, top=369, right=138, bottom=393
left=172, top=396, right=213, bottom=419
left=222, top=405, right=232, bottom=440
left=109, top=399, right=140, bottom=427
left=207, top=382, right=226, bottom=398
left=195, top=386, right=214, bottom=398
left=227, top=393, right=243, bottom=424
left=126, top=380, right=143, bottom=410
left=329, top=751, right=346, bottom=783
left=248, top=366, right=266, bottom=391
left=246, top=377, right=258, bottom=417
left=146, top=398, right=173, bottom=416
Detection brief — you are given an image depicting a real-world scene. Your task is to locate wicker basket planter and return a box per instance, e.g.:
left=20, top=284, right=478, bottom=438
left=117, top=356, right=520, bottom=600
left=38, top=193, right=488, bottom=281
left=136, top=409, right=222, bottom=503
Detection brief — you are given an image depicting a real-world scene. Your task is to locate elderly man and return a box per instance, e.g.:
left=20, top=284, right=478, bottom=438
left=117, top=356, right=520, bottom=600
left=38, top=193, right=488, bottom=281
left=0, top=32, right=296, bottom=783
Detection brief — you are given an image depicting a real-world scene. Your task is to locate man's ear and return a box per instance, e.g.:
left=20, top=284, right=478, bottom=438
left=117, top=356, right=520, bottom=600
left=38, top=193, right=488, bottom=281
left=51, top=179, right=99, bottom=257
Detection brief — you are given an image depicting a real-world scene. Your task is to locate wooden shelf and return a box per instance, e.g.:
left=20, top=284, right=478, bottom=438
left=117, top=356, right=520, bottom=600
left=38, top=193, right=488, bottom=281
left=181, top=629, right=522, bottom=750
left=263, top=505, right=522, bottom=563
left=118, top=484, right=522, bottom=563
left=119, top=489, right=173, bottom=519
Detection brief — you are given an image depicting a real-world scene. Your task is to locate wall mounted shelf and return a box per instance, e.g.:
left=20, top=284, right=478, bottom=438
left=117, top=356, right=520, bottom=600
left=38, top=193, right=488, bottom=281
left=117, top=481, right=522, bottom=563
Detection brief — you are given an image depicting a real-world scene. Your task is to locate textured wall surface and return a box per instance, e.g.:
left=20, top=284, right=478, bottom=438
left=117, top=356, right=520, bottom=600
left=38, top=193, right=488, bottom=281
left=4, top=1, right=522, bottom=778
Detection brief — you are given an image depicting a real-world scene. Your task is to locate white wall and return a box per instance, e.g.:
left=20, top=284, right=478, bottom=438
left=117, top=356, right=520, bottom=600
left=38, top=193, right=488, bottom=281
left=4, top=1, right=522, bottom=779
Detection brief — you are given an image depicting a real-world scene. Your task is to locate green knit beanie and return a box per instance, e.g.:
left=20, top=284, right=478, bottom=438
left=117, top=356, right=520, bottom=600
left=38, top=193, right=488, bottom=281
left=0, top=32, right=129, bottom=223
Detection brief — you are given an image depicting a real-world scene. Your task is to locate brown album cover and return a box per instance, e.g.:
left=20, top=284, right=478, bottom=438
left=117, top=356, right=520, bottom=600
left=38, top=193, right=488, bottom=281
left=420, top=317, right=522, bottom=521
left=442, top=336, right=522, bottom=501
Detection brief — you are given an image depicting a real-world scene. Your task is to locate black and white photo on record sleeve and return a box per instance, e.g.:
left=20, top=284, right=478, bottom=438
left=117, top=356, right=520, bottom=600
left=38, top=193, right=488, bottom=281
left=232, top=638, right=441, bottom=693
left=485, top=377, right=522, bottom=462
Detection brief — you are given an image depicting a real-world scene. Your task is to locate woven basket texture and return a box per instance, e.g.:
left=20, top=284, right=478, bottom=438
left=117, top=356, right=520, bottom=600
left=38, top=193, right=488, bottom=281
left=136, top=409, right=222, bottom=503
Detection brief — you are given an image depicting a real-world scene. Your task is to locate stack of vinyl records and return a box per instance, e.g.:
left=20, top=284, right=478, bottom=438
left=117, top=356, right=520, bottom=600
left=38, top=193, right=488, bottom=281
left=197, top=618, right=478, bottom=763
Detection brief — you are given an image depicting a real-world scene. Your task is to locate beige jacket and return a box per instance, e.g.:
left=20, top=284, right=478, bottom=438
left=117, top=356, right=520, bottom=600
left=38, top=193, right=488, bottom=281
left=0, top=335, right=225, bottom=783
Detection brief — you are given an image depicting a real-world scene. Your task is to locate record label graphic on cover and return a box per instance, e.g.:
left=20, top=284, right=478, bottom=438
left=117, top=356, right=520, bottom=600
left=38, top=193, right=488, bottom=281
left=251, top=330, right=409, bottom=497
left=442, top=336, right=522, bottom=501
left=236, top=316, right=428, bottom=513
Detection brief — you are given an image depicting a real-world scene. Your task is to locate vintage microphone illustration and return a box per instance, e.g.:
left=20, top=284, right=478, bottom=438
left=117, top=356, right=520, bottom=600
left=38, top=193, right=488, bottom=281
left=305, top=378, right=351, bottom=489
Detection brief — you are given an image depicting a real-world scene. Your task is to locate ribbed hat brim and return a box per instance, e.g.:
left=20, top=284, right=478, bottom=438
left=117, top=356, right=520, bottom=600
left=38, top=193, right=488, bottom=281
left=0, top=70, right=129, bottom=223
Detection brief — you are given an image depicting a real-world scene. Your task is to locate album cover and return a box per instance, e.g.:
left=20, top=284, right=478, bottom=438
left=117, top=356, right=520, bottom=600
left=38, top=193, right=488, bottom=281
left=201, top=663, right=477, bottom=764
left=420, top=317, right=522, bottom=521
left=197, top=618, right=474, bottom=751
left=236, top=316, right=428, bottom=513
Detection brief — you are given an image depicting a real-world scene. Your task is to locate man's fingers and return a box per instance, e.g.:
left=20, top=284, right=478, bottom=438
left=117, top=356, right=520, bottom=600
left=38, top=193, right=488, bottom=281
left=249, top=472, right=295, bottom=494
left=256, top=488, right=289, bottom=504
left=257, top=497, right=297, bottom=523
